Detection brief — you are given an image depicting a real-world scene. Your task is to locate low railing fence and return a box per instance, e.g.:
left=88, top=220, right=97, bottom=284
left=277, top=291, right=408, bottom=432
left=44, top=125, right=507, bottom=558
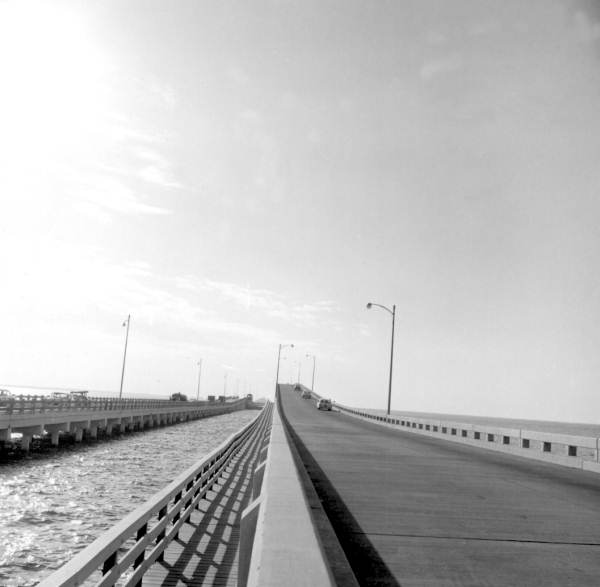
left=0, top=395, right=247, bottom=416
left=334, top=403, right=600, bottom=473
left=38, top=401, right=273, bottom=587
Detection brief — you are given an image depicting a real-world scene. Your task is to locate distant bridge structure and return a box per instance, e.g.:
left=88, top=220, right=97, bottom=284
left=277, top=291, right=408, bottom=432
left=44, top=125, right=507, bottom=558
left=0, top=394, right=258, bottom=451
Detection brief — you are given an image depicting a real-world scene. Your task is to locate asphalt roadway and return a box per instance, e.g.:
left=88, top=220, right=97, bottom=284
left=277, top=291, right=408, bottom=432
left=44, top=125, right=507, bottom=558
left=279, top=385, right=600, bottom=587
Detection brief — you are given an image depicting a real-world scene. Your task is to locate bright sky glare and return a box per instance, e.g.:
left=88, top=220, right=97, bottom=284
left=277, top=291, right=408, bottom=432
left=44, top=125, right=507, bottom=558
left=1, top=0, right=600, bottom=422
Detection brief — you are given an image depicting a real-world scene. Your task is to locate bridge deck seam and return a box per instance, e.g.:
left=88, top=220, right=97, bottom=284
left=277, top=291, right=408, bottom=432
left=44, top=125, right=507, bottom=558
left=357, top=532, right=600, bottom=546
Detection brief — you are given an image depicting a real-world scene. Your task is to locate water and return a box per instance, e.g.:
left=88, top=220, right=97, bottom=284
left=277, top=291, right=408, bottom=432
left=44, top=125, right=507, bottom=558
left=0, top=410, right=258, bottom=587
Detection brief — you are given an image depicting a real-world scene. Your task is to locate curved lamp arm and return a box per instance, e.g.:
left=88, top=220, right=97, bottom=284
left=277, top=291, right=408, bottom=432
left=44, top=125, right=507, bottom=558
left=366, top=302, right=393, bottom=316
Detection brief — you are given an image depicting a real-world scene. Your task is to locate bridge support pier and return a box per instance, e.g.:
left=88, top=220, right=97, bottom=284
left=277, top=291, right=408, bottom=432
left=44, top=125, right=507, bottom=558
left=13, top=425, right=44, bottom=452
left=70, top=421, right=90, bottom=443
left=106, top=418, right=121, bottom=436
left=45, top=424, right=68, bottom=446
left=21, top=435, right=31, bottom=451
left=89, top=419, right=105, bottom=440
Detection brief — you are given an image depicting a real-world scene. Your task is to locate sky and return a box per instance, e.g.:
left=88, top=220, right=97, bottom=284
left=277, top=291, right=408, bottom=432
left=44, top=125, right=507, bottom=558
left=1, top=0, right=600, bottom=422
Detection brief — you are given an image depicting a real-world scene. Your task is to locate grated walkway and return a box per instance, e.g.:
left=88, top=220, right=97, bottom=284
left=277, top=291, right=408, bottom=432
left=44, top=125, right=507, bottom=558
left=144, top=415, right=269, bottom=587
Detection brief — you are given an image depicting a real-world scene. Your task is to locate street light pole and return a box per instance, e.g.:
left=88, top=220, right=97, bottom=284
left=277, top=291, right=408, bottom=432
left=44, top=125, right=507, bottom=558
left=306, top=353, right=316, bottom=393
left=196, top=359, right=202, bottom=401
left=366, top=302, right=396, bottom=416
left=275, top=343, right=294, bottom=391
left=388, top=305, right=396, bottom=415
left=119, top=314, right=131, bottom=400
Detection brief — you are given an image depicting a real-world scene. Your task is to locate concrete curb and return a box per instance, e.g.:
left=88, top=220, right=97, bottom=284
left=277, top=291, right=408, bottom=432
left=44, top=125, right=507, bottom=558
left=239, top=400, right=333, bottom=587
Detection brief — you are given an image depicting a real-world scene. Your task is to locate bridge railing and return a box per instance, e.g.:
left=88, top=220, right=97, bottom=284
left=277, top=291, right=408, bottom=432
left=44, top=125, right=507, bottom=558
left=334, top=402, right=600, bottom=474
left=0, top=394, right=242, bottom=416
left=38, top=402, right=273, bottom=587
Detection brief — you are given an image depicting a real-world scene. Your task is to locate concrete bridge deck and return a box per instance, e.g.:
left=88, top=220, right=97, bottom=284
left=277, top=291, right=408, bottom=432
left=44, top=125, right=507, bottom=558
left=279, top=385, right=600, bottom=586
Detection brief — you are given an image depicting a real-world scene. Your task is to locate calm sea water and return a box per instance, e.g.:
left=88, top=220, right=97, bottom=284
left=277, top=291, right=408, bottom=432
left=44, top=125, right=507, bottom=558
left=0, top=410, right=258, bottom=587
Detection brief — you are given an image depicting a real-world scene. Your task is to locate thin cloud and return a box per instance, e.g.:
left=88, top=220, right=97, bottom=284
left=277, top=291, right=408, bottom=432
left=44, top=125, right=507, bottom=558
left=78, top=266, right=283, bottom=345
left=467, top=21, right=499, bottom=38
left=150, top=80, right=177, bottom=110
left=425, top=31, right=447, bottom=45
left=77, top=176, right=172, bottom=216
left=138, top=165, right=182, bottom=189
left=573, top=11, right=600, bottom=44
left=170, top=276, right=342, bottom=328
left=200, top=279, right=341, bottom=327
left=358, top=323, right=372, bottom=337
left=135, top=148, right=183, bottom=189
left=227, top=65, right=250, bottom=86
left=420, top=54, right=462, bottom=82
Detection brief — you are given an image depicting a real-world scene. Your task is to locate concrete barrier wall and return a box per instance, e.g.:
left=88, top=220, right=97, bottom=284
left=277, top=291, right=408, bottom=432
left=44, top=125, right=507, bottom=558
left=335, top=404, right=600, bottom=475
left=239, top=400, right=333, bottom=587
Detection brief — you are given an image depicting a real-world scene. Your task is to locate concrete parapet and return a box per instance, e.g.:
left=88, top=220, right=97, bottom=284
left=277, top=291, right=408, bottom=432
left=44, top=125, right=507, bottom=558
left=335, top=404, right=600, bottom=474
left=239, top=495, right=263, bottom=587
left=252, top=461, right=267, bottom=500
left=239, top=402, right=333, bottom=587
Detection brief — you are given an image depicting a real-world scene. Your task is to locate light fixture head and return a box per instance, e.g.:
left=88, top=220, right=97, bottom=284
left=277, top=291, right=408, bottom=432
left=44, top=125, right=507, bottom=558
left=366, top=303, right=372, bottom=309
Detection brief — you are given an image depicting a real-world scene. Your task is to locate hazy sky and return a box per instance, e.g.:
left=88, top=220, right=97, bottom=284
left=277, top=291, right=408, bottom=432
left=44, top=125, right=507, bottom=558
left=1, top=0, right=600, bottom=422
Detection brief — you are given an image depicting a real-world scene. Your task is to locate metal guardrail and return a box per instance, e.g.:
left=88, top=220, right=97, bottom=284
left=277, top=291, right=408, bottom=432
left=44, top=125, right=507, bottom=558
left=38, top=401, right=273, bottom=587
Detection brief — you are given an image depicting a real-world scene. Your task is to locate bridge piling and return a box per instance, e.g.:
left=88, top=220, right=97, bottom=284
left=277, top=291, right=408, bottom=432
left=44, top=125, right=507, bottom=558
left=20, top=435, right=31, bottom=451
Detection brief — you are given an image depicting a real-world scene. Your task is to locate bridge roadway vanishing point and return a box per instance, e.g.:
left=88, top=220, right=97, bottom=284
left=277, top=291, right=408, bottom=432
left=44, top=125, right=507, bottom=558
left=278, top=384, right=600, bottom=586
